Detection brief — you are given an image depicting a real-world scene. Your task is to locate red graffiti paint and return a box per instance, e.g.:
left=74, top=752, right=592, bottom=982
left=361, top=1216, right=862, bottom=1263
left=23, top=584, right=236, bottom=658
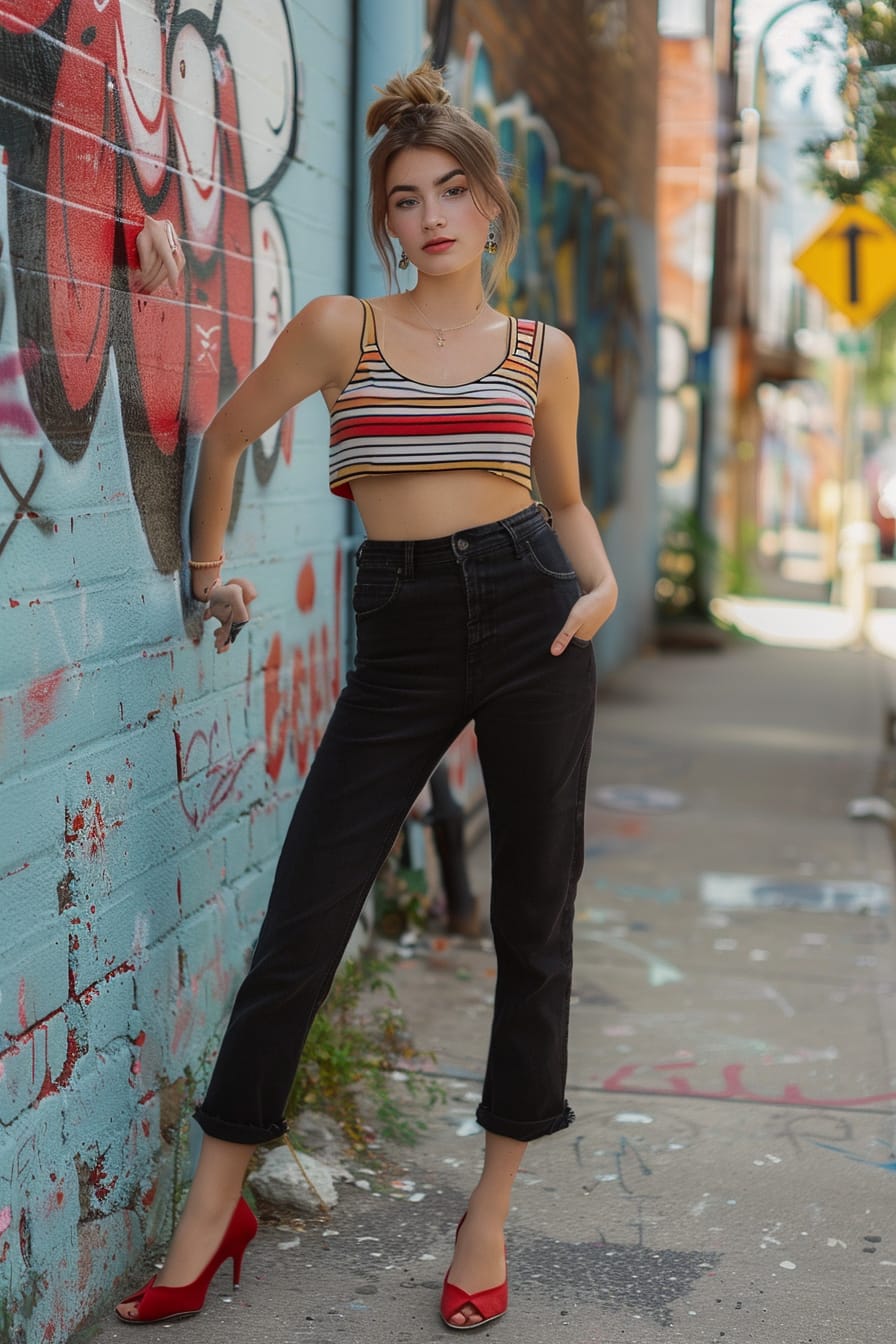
left=0, top=350, right=40, bottom=431
left=1, top=957, right=135, bottom=1101
left=599, top=1059, right=896, bottom=1109
left=263, top=632, right=288, bottom=782
left=174, top=709, right=256, bottom=830
left=46, top=0, right=117, bottom=414
left=21, top=667, right=64, bottom=737
left=446, top=724, right=479, bottom=795
left=64, top=798, right=120, bottom=860
left=1, top=1, right=299, bottom=573
left=0, top=3, right=59, bottom=33
left=85, top=1152, right=117, bottom=1203
left=264, top=551, right=342, bottom=783
left=296, top=557, right=316, bottom=613
left=170, top=922, right=234, bottom=1057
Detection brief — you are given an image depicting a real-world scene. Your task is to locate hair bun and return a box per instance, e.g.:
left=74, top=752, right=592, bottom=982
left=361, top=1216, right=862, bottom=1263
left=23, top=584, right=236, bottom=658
left=366, top=61, right=451, bottom=137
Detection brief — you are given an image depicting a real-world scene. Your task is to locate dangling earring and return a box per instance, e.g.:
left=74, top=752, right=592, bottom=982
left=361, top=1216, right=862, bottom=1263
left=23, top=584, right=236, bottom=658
left=398, top=249, right=410, bottom=270
left=484, top=222, right=498, bottom=256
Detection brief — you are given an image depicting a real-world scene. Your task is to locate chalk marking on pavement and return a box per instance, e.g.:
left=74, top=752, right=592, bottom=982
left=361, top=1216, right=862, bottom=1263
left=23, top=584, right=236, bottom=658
left=577, top=929, right=684, bottom=987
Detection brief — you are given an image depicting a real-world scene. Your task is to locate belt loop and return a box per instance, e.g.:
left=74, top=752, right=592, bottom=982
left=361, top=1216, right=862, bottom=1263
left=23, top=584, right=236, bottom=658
left=402, top=540, right=415, bottom=579
left=498, top=515, right=525, bottom=557
left=535, top=500, right=553, bottom=528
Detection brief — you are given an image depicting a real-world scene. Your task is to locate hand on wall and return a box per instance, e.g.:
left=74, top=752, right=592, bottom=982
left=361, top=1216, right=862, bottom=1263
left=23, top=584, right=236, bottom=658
left=204, top=578, right=258, bottom=653
left=135, top=216, right=185, bottom=295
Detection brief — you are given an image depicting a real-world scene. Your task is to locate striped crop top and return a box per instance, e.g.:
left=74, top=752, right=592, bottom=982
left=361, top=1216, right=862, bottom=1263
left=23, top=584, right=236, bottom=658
left=328, top=299, right=544, bottom=499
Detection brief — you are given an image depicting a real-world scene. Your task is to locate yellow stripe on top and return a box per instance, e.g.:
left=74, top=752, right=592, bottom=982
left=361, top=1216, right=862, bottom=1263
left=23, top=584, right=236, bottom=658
left=328, top=300, right=545, bottom=500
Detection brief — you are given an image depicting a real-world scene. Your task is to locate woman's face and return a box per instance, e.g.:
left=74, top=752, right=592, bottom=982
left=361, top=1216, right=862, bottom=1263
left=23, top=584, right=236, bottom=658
left=385, top=145, right=493, bottom=277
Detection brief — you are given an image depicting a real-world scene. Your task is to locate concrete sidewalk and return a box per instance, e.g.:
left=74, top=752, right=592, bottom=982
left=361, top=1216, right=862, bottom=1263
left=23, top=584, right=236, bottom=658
left=85, top=632, right=896, bottom=1344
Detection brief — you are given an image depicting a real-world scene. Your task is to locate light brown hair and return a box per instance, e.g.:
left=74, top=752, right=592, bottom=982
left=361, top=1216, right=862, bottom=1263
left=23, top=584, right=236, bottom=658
left=366, top=62, right=520, bottom=298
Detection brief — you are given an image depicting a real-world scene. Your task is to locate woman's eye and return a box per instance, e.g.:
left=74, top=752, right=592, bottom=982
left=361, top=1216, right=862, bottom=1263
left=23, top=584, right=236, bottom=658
left=395, top=197, right=417, bottom=209
left=445, top=185, right=467, bottom=197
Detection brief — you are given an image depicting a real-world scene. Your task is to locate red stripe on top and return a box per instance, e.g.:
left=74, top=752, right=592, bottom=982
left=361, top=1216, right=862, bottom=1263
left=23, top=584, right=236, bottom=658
left=329, top=302, right=544, bottom=499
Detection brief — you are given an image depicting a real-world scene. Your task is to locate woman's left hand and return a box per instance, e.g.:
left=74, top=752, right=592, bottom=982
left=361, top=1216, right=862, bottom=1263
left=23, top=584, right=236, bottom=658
left=135, top=215, right=185, bottom=295
left=204, top=577, right=258, bottom=653
left=551, top=585, right=617, bottom=655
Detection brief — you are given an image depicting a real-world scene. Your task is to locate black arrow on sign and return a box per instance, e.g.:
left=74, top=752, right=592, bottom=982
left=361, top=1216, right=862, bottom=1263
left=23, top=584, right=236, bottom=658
left=836, top=222, right=882, bottom=305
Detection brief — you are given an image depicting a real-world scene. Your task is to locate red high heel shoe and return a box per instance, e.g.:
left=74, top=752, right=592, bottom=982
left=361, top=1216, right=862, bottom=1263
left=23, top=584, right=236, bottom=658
left=115, top=1195, right=258, bottom=1325
left=440, top=1214, right=508, bottom=1331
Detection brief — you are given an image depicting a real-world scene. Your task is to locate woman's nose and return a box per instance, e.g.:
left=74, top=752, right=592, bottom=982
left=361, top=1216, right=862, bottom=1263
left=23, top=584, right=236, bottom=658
left=423, top=201, right=446, bottom=229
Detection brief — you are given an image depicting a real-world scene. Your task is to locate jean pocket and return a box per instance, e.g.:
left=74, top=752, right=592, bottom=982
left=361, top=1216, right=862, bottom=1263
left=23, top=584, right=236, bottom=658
left=523, top=533, right=578, bottom=582
left=352, top=570, right=402, bottom=617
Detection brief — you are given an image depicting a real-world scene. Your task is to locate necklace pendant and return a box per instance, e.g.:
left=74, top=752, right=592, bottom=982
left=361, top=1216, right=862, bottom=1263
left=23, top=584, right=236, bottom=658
left=436, top=332, right=445, bottom=348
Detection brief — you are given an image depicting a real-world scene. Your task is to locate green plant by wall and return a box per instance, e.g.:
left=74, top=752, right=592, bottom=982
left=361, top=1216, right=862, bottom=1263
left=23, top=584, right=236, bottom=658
left=286, top=955, right=444, bottom=1150
left=373, top=835, right=429, bottom=938
left=655, top=508, right=718, bottom=618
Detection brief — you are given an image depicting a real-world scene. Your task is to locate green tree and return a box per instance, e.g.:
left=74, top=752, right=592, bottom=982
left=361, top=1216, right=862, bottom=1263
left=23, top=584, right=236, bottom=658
left=801, top=0, right=896, bottom=209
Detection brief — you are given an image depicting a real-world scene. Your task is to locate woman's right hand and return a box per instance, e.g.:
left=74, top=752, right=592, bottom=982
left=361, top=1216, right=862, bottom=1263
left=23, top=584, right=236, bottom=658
left=203, top=578, right=258, bottom=653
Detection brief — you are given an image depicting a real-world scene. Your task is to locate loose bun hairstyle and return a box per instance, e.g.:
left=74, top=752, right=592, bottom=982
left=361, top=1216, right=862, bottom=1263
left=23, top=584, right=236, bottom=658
left=366, top=62, right=519, bottom=298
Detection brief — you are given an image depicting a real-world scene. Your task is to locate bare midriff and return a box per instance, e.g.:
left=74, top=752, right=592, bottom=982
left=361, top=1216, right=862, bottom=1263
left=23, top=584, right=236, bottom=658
left=350, top=469, right=532, bottom=540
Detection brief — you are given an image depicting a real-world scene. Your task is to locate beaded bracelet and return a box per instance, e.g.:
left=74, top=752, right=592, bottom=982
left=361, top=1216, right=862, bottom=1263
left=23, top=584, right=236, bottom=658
left=188, top=554, right=225, bottom=569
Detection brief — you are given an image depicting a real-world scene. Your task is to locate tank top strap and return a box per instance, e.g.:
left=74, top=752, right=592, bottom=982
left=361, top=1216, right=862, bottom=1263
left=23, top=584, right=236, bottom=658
left=358, top=298, right=379, bottom=353
left=511, top=316, right=545, bottom=371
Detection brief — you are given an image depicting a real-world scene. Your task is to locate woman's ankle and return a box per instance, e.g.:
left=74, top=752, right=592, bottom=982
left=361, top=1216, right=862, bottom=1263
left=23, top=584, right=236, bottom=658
left=465, top=1186, right=509, bottom=1226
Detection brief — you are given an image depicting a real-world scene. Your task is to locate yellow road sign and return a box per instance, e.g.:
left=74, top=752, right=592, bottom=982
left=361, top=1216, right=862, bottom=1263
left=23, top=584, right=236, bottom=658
left=793, top=201, right=896, bottom=328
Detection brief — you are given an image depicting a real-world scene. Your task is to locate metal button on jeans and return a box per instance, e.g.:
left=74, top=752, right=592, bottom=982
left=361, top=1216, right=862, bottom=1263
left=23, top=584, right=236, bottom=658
left=456, top=537, right=469, bottom=551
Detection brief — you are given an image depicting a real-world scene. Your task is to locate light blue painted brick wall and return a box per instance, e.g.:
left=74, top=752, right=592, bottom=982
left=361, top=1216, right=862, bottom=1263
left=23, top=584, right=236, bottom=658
left=0, top=2, right=424, bottom=1339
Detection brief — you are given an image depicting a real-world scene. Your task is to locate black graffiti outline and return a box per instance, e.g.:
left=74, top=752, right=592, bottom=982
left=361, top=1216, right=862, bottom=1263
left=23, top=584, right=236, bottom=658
left=0, top=452, right=52, bottom=559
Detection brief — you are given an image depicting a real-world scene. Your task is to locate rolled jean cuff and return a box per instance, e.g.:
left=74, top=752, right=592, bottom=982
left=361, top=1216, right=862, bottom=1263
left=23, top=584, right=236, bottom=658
left=193, top=1106, right=287, bottom=1146
left=475, top=1100, right=575, bottom=1142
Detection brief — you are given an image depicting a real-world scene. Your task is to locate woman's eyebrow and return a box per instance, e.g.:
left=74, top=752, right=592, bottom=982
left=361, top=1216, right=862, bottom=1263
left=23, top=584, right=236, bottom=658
left=387, top=168, right=466, bottom=199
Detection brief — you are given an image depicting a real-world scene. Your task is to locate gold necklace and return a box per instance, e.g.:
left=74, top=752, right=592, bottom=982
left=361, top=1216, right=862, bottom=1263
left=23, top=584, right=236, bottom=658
left=406, top=292, right=485, bottom=348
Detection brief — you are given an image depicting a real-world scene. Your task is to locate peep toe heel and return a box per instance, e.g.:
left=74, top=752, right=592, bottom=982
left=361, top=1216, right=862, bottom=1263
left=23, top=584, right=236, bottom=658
left=440, top=1213, right=509, bottom=1331
left=115, top=1195, right=258, bottom=1325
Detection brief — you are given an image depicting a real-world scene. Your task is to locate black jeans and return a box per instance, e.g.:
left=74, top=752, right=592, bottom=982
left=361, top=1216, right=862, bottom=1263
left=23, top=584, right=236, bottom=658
left=194, top=503, right=596, bottom=1145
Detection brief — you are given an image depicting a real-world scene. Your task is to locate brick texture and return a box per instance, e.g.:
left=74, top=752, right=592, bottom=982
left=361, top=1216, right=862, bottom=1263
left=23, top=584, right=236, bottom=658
left=0, top=3, right=352, bottom=1340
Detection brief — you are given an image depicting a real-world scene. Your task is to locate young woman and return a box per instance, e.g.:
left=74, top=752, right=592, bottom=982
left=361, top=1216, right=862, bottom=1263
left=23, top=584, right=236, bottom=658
left=117, top=62, right=618, bottom=1331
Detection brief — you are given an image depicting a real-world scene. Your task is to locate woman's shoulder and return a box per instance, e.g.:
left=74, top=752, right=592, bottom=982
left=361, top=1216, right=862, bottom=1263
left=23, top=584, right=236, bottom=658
left=532, top=321, right=576, bottom=367
left=276, top=294, right=367, bottom=362
left=290, top=293, right=365, bottom=331
left=514, top=315, right=574, bottom=351
left=527, top=322, right=577, bottom=400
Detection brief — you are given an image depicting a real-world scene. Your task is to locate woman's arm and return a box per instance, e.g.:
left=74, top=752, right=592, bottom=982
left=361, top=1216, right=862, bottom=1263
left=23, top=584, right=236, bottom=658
left=190, top=295, right=359, bottom=648
left=531, top=326, right=619, bottom=655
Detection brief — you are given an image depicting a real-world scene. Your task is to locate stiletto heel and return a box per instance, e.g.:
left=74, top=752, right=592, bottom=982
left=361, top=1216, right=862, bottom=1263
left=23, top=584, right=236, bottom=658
left=440, top=1214, right=508, bottom=1331
left=232, top=1244, right=247, bottom=1290
left=115, top=1195, right=257, bottom=1325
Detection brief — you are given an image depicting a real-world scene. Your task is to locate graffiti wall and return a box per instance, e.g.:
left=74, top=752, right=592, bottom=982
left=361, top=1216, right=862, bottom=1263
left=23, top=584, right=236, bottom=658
left=0, top=1, right=367, bottom=1338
